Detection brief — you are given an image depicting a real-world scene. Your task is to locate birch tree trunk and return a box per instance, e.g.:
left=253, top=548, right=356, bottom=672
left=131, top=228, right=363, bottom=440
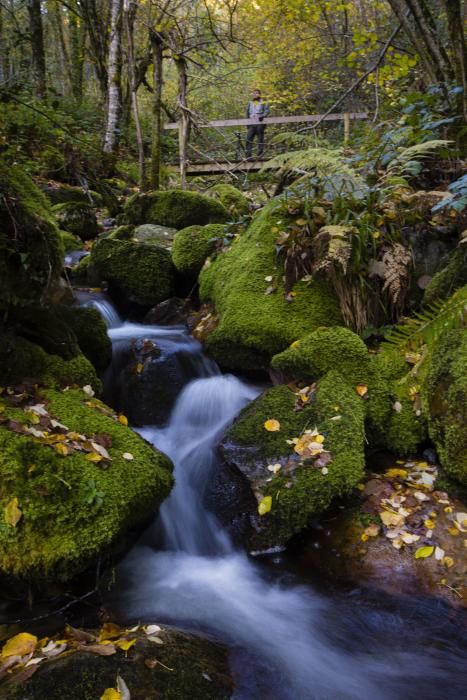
left=150, top=34, right=163, bottom=191
left=103, top=0, right=123, bottom=166
left=175, top=56, right=189, bottom=190
left=27, top=0, right=47, bottom=99
left=124, top=0, right=145, bottom=188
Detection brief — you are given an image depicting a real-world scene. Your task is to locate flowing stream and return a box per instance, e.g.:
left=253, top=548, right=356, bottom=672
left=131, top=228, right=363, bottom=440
left=89, top=297, right=467, bottom=700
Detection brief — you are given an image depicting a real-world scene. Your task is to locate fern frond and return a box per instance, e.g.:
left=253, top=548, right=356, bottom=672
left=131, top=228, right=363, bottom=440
left=384, top=285, right=467, bottom=351
left=381, top=243, right=412, bottom=313
left=385, top=140, right=451, bottom=178
left=312, top=225, right=354, bottom=276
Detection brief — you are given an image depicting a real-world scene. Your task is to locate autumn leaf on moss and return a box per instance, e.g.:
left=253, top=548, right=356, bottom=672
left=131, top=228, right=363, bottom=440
left=264, top=419, right=280, bottom=432
left=258, top=496, right=272, bottom=515
left=118, top=414, right=128, bottom=426
left=355, top=384, right=368, bottom=397
left=4, top=497, right=22, bottom=527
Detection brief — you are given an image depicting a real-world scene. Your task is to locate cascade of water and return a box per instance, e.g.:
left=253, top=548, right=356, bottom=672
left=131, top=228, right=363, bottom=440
left=85, top=298, right=122, bottom=329
left=88, top=298, right=467, bottom=700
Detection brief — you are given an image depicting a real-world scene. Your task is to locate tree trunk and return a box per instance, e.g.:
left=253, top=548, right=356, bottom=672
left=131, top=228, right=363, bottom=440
left=443, top=0, right=467, bottom=122
left=52, top=0, right=72, bottom=95
left=150, top=34, right=163, bottom=191
left=0, top=3, right=9, bottom=85
left=124, top=0, right=145, bottom=188
left=27, top=0, right=47, bottom=99
left=69, top=0, right=86, bottom=103
left=80, top=0, right=108, bottom=101
left=103, top=0, right=123, bottom=167
left=175, top=56, right=189, bottom=190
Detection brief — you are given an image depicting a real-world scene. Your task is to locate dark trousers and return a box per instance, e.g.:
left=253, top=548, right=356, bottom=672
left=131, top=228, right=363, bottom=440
left=246, top=124, right=266, bottom=158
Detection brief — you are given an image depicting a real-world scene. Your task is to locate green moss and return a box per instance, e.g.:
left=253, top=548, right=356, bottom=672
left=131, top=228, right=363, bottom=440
left=424, top=324, right=467, bottom=484
left=0, top=161, right=62, bottom=310
left=225, top=372, right=365, bottom=546
left=53, top=202, right=99, bottom=241
left=121, top=189, right=229, bottom=228
left=56, top=306, right=112, bottom=369
left=272, top=326, right=371, bottom=382
left=0, top=335, right=100, bottom=392
left=91, top=238, right=175, bottom=307
left=423, top=246, right=467, bottom=305
left=43, top=183, right=103, bottom=207
left=172, top=224, right=224, bottom=278
left=0, top=388, right=173, bottom=581
left=199, top=200, right=342, bottom=370
left=366, top=347, right=427, bottom=455
left=207, top=184, right=250, bottom=217
left=60, top=230, right=83, bottom=252
left=39, top=146, right=66, bottom=177
left=70, top=254, right=92, bottom=284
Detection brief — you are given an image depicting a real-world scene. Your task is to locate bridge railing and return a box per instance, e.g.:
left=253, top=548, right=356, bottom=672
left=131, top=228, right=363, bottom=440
left=164, top=112, right=368, bottom=176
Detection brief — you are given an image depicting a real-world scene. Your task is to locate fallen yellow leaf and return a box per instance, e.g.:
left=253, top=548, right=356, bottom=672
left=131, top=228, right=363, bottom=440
left=442, top=556, right=455, bottom=568
left=424, top=519, right=436, bottom=530
left=258, top=496, right=272, bottom=516
left=379, top=511, right=405, bottom=527
left=385, top=468, right=408, bottom=479
left=54, top=443, right=69, bottom=456
left=85, top=452, right=103, bottom=463
left=2, top=632, right=37, bottom=658
left=115, top=638, right=136, bottom=652
left=4, top=497, right=22, bottom=527
left=264, top=419, right=280, bottom=432
left=355, top=384, right=368, bottom=397
left=118, top=415, right=128, bottom=426
left=99, top=623, right=122, bottom=642
left=415, top=546, right=434, bottom=559
left=100, top=689, right=121, bottom=700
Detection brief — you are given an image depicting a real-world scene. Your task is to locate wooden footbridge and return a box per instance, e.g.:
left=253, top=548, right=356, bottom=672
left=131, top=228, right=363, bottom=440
left=165, top=111, right=368, bottom=177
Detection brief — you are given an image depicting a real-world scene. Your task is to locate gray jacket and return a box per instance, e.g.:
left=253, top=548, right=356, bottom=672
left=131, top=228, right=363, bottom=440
left=246, top=99, right=270, bottom=120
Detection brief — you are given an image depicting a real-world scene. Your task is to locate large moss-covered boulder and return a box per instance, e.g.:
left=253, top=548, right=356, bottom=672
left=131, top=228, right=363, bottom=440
left=42, top=182, right=102, bottom=207
left=0, top=386, right=173, bottom=582
left=0, top=334, right=101, bottom=392
left=133, top=223, right=177, bottom=248
left=54, top=202, right=100, bottom=241
left=272, top=326, right=371, bottom=382
left=56, top=305, right=112, bottom=369
left=0, top=628, right=232, bottom=700
left=121, top=189, right=229, bottom=229
left=206, top=184, right=250, bottom=217
left=424, top=324, right=467, bottom=485
left=207, top=371, right=365, bottom=549
left=0, top=162, right=62, bottom=310
left=172, top=224, right=224, bottom=279
left=90, top=238, right=175, bottom=307
left=198, top=200, right=342, bottom=370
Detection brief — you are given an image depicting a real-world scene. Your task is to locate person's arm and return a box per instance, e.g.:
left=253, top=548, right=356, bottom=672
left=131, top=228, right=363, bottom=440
left=245, top=102, right=251, bottom=119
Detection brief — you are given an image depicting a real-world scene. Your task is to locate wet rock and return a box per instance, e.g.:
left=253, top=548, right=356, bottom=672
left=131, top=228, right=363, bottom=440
left=133, top=223, right=178, bottom=248
left=0, top=628, right=233, bottom=700
left=144, top=298, right=190, bottom=326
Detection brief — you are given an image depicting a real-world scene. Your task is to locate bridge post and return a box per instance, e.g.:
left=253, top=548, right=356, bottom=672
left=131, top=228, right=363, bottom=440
left=344, top=112, right=350, bottom=145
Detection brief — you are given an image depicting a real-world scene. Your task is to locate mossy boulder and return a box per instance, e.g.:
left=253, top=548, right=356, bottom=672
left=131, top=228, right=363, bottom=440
left=423, top=245, right=467, bottom=306
left=366, top=347, right=427, bottom=455
left=56, top=305, right=112, bottom=369
left=0, top=161, right=62, bottom=310
left=0, top=629, right=232, bottom=700
left=272, top=326, right=371, bottom=383
left=172, top=224, right=224, bottom=279
left=0, top=387, right=173, bottom=581
left=106, top=224, right=135, bottom=241
left=121, top=189, right=229, bottom=229
left=208, top=371, right=365, bottom=549
left=206, top=184, right=250, bottom=217
left=0, top=334, right=101, bottom=392
left=198, top=200, right=342, bottom=370
left=424, top=324, right=467, bottom=485
left=90, top=238, right=175, bottom=307
left=54, top=202, right=100, bottom=241
left=43, top=182, right=103, bottom=207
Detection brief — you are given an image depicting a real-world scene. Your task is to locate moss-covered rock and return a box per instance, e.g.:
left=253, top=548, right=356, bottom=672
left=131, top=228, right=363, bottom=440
left=133, top=223, right=177, bottom=248
left=272, top=326, right=371, bottom=382
left=42, top=182, right=103, bottom=207
left=172, top=224, right=224, bottom=279
left=0, top=629, right=232, bottom=700
left=106, top=224, right=135, bottom=241
left=423, top=245, right=467, bottom=306
left=60, top=230, right=83, bottom=252
left=90, top=238, right=175, bottom=307
left=0, top=334, right=100, bottom=392
left=0, top=387, right=173, bottom=581
left=0, top=161, right=62, bottom=310
left=424, top=325, right=467, bottom=485
left=198, top=200, right=342, bottom=370
left=366, top=347, right=427, bottom=455
left=54, top=202, right=100, bottom=241
left=121, top=189, right=229, bottom=229
left=210, top=372, right=365, bottom=549
left=207, top=184, right=250, bottom=217
left=56, top=305, right=112, bottom=369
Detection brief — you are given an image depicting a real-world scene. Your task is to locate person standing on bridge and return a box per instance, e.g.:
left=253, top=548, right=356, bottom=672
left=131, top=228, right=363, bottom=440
left=245, top=89, right=270, bottom=159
